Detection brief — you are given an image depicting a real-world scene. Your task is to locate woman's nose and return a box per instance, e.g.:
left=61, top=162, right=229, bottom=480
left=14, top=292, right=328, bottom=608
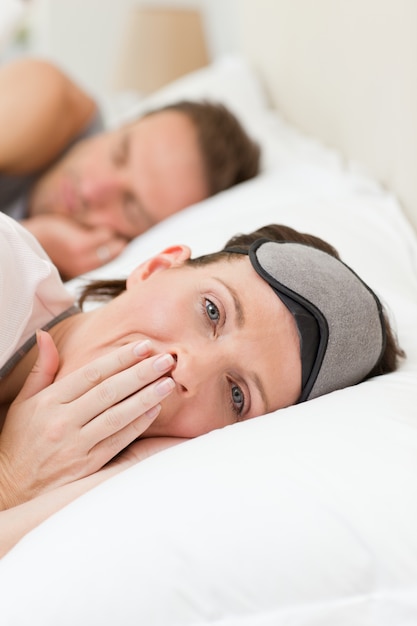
left=170, top=344, right=218, bottom=397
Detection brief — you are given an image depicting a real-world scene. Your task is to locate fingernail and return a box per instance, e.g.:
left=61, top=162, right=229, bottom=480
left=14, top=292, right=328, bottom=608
left=155, top=377, right=175, bottom=397
left=145, top=404, right=161, bottom=420
left=35, top=328, right=48, bottom=348
left=133, top=340, right=152, bottom=357
left=153, top=354, right=174, bottom=372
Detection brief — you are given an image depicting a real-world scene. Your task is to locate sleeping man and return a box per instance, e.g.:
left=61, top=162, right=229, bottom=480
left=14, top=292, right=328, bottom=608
left=0, top=58, right=260, bottom=279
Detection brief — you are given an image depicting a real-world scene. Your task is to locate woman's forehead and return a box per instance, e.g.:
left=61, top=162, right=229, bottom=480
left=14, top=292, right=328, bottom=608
left=202, top=256, right=301, bottom=350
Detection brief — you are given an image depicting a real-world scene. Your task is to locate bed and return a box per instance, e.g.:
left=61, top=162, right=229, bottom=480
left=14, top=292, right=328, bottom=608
left=1, top=2, right=417, bottom=624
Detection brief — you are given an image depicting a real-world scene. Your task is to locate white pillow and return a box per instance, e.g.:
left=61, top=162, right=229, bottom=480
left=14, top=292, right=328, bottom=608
left=2, top=58, right=417, bottom=626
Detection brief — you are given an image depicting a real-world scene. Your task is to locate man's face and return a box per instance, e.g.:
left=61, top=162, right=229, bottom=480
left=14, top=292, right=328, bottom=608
left=29, top=110, right=209, bottom=238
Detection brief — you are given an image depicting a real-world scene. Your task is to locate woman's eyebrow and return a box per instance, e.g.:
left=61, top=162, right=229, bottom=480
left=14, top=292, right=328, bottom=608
left=250, top=371, right=269, bottom=416
left=213, top=278, right=245, bottom=327
left=213, top=277, right=270, bottom=414
left=120, top=130, right=130, bottom=162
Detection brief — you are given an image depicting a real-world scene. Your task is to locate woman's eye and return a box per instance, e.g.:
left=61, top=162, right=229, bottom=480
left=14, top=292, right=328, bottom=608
left=205, top=299, right=220, bottom=323
left=231, top=384, right=245, bottom=415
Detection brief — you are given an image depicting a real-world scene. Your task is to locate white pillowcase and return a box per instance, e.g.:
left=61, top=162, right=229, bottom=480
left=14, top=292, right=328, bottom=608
left=2, top=56, right=417, bottom=626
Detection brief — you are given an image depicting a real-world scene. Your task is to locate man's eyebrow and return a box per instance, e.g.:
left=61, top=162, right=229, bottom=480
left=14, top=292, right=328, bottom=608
left=214, top=277, right=269, bottom=414
left=122, top=130, right=155, bottom=229
left=214, top=278, right=245, bottom=327
left=121, top=130, right=130, bottom=161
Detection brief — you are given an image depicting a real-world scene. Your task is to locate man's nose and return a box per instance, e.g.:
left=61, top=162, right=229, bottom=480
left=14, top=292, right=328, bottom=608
left=80, top=175, right=124, bottom=206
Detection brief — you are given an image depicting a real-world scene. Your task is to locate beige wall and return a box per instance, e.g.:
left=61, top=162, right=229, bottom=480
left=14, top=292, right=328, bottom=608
left=239, top=0, right=417, bottom=233
left=16, top=0, right=239, bottom=99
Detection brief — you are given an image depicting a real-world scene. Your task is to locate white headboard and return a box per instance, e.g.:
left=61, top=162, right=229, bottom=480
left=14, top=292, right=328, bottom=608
left=238, top=0, right=417, bottom=234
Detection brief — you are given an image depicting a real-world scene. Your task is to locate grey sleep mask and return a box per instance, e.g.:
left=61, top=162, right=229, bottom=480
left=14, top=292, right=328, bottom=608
left=226, top=239, right=386, bottom=402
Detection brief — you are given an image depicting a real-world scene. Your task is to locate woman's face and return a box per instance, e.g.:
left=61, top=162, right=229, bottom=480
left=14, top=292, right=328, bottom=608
left=105, top=248, right=302, bottom=438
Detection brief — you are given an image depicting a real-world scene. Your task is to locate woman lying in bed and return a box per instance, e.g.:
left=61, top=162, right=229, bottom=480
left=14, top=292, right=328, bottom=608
left=0, top=213, right=403, bottom=556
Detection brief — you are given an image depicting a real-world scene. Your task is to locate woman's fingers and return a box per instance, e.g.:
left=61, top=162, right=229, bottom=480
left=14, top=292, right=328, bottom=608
left=83, top=375, right=175, bottom=457
left=15, top=330, right=60, bottom=400
left=75, top=352, right=175, bottom=427
left=55, top=339, right=154, bottom=404
left=3, top=340, right=176, bottom=498
left=68, top=369, right=175, bottom=476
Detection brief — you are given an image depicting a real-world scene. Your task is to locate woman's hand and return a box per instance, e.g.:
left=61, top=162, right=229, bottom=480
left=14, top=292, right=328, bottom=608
left=0, top=331, right=175, bottom=509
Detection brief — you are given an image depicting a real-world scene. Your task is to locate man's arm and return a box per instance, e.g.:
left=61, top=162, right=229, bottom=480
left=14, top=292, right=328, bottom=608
left=0, top=58, right=97, bottom=174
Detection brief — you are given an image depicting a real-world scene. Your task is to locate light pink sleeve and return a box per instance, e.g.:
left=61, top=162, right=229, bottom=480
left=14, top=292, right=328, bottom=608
left=0, top=213, right=74, bottom=368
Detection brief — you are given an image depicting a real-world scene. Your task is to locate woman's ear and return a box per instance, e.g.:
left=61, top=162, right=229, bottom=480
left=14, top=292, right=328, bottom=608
left=127, top=245, right=191, bottom=288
